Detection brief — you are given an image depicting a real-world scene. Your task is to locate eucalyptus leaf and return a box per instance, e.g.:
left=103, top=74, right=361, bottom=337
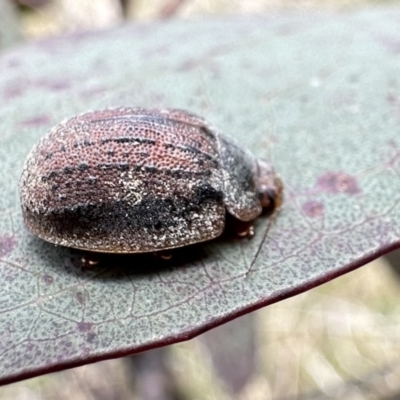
left=1, top=7, right=400, bottom=384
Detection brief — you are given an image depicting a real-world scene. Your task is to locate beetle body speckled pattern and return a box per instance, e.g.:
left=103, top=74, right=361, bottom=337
left=20, top=108, right=282, bottom=253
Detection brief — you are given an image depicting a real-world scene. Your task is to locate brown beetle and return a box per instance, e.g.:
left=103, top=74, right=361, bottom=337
left=19, top=108, right=282, bottom=253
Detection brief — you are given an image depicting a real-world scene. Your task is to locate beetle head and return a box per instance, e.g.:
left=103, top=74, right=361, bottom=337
left=257, top=160, right=283, bottom=211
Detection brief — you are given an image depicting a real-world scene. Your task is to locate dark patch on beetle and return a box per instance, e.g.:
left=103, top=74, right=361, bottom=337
left=317, top=172, right=360, bottom=195
left=100, top=137, right=156, bottom=145
left=144, top=166, right=157, bottom=174
left=118, top=163, right=129, bottom=171
left=97, top=163, right=118, bottom=171
left=45, top=152, right=53, bottom=160
left=73, top=140, right=96, bottom=149
left=166, top=169, right=212, bottom=179
left=302, top=200, right=324, bottom=218
left=43, top=164, right=212, bottom=182
left=78, top=163, right=89, bottom=172
left=34, top=185, right=223, bottom=241
left=163, top=142, right=218, bottom=164
left=96, top=163, right=130, bottom=171
left=63, top=166, right=74, bottom=175
left=194, top=183, right=224, bottom=203
left=199, top=126, right=215, bottom=140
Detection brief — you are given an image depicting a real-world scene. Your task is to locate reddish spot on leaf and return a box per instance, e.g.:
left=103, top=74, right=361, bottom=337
left=141, top=45, right=171, bottom=58
left=387, top=93, right=399, bottom=106
left=20, top=115, right=51, bottom=127
left=35, top=79, right=71, bottom=91
left=36, top=31, right=105, bottom=55
left=316, top=172, right=360, bottom=195
left=380, top=38, right=400, bottom=54
left=80, top=87, right=107, bottom=99
left=5, top=58, right=21, bottom=69
left=3, top=85, right=25, bottom=99
left=387, top=94, right=400, bottom=123
left=302, top=200, right=324, bottom=218
left=42, top=275, right=54, bottom=285
left=0, top=235, right=16, bottom=258
left=77, top=322, right=93, bottom=332
left=86, top=333, right=97, bottom=343
left=178, top=59, right=199, bottom=71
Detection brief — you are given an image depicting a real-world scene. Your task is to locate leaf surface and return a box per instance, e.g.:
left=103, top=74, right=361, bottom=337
left=1, top=7, right=400, bottom=384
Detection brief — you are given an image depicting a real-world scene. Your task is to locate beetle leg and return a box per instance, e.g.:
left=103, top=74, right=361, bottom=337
left=153, top=251, right=173, bottom=260
left=81, top=254, right=101, bottom=268
left=235, top=221, right=255, bottom=239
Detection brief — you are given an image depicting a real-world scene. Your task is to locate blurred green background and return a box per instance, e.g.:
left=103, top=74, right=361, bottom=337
left=2, top=1, right=400, bottom=399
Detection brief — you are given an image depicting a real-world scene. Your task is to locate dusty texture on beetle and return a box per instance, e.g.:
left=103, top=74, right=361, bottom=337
left=20, top=108, right=281, bottom=253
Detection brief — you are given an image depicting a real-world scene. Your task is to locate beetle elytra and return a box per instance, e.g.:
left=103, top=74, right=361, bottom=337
left=20, top=108, right=283, bottom=254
